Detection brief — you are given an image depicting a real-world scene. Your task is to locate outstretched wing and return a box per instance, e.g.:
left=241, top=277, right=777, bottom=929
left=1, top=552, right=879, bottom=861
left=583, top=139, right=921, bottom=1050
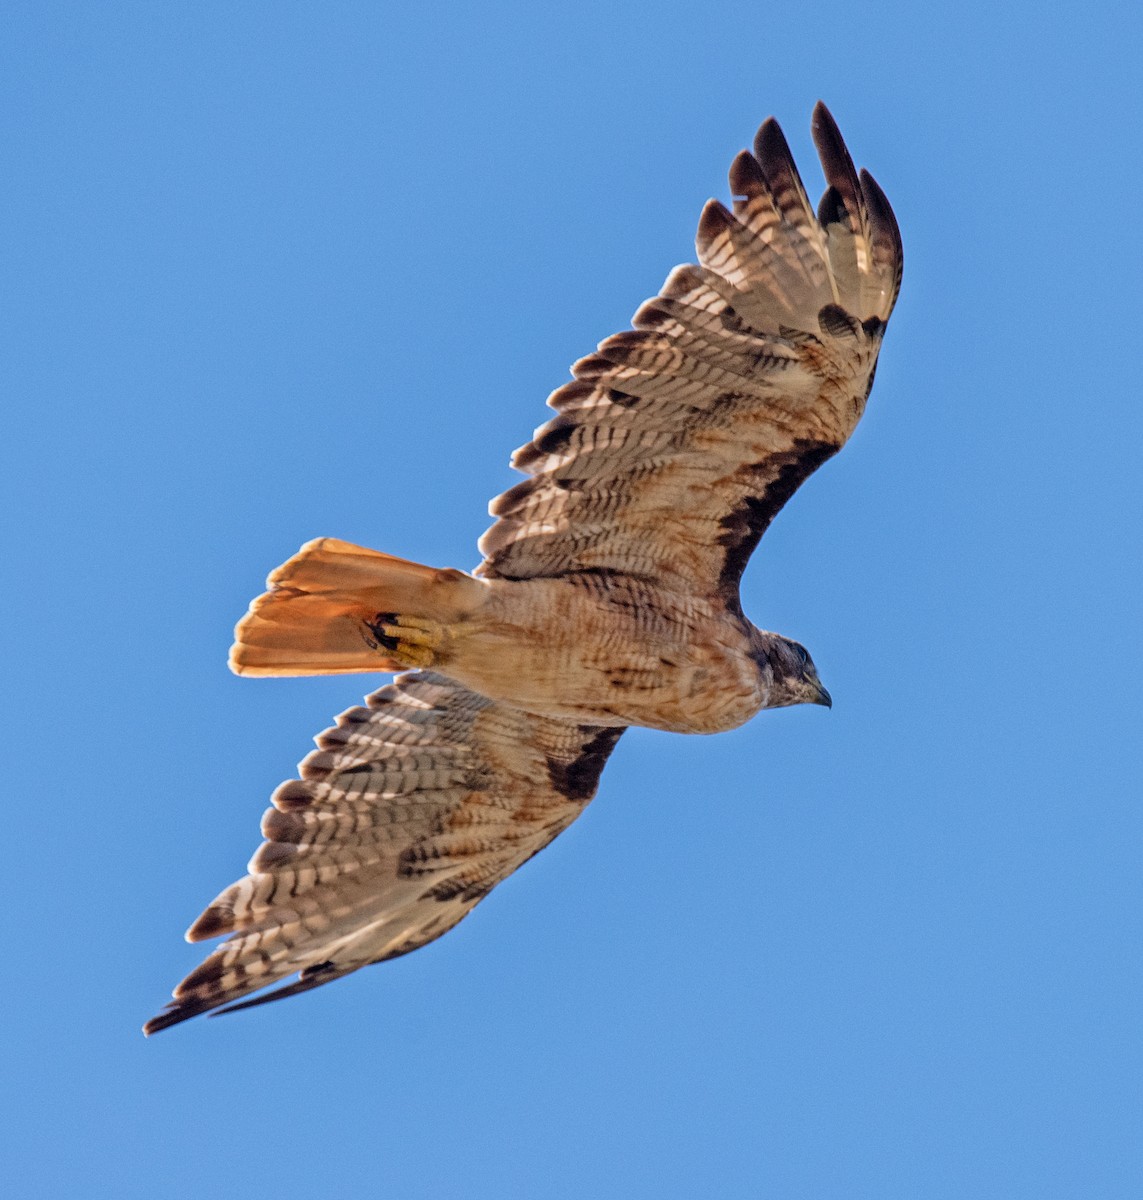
left=145, top=673, right=623, bottom=1033
left=477, top=103, right=902, bottom=607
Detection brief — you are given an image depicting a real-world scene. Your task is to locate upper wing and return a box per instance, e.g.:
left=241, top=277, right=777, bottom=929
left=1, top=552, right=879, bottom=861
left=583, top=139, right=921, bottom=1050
left=145, top=672, right=623, bottom=1033
left=477, top=103, right=902, bottom=606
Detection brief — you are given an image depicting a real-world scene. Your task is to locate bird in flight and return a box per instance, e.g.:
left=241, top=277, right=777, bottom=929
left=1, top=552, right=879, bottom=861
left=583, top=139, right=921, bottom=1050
left=145, top=102, right=902, bottom=1034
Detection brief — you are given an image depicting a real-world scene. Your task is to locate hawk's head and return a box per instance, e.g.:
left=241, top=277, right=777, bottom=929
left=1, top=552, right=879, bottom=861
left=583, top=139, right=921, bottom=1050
left=753, top=633, right=832, bottom=710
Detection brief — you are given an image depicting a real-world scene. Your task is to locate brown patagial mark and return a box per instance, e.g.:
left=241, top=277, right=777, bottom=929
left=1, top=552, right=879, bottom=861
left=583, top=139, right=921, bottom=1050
left=145, top=101, right=902, bottom=1034
left=546, top=727, right=627, bottom=803
left=716, top=439, right=840, bottom=604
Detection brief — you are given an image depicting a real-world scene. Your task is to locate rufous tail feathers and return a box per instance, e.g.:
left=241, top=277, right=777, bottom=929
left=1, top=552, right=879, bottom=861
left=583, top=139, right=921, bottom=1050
left=229, top=537, right=485, bottom=677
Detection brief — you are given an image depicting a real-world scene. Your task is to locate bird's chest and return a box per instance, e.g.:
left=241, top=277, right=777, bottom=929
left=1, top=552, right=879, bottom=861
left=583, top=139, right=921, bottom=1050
left=471, top=576, right=763, bottom=733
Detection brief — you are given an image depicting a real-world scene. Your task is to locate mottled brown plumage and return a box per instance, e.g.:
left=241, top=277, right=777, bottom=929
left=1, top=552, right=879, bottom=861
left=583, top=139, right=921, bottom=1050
left=145, top=103, right=902, bottom=1034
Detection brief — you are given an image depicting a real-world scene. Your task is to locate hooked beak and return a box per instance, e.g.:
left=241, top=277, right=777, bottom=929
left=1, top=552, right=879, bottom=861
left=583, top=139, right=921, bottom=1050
left=812, top=681, right=832, bottom=709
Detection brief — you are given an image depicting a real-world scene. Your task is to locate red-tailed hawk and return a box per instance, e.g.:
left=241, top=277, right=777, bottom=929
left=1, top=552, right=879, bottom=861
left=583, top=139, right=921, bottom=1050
left=145, top=103, right=902, bottom=1034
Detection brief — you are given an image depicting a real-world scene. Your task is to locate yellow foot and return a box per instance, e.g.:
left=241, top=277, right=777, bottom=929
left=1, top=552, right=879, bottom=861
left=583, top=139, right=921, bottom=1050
left=364, top=612, right=443, bottom=669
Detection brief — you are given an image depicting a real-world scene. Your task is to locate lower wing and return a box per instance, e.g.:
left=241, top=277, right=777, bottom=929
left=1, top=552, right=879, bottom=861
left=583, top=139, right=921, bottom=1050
left=145, top=671, right=624, bottom=1033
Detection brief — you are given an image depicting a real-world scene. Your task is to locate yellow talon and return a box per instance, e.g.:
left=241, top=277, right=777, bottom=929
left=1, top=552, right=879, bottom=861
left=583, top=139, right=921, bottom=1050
left=397, top=644, right=436, bottom=668
left=381, top=616, right=442, bottom=650
left=365, top=612, right=443, bottom=667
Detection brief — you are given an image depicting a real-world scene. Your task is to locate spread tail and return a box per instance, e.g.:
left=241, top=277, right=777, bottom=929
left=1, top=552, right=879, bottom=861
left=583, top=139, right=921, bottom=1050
left=230, top=537, right=485, bottom=677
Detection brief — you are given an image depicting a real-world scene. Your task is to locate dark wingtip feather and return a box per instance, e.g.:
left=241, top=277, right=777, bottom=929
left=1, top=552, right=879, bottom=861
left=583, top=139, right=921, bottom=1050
left=752, top=116, right=813, bottom=222
left=811, top=102, right=863, bottom=229
left=660, top=264, right=707, bottom=299
left=811, top=102, right=856, bottom=178
left=207, top=963, right=344, bottom=1018
left=143, top=996, right=220, bottom=1036
left=859, top=167, right=903, bottom=268
left=859, top=165, right=907, bottom=309
left=185, top=903, right=236, bottom=943
left=811, top=100, right=838, bottom=141
left=696, top=197, right=733, bottom=247
left=145, top=963, right=348, bottom=1034
left=753, top=115, right=791, bottom=167
left=299, top=748, right=337, bottom=781
left=728, top=149, right=766, bottom=198
left=248, top=839, right=299, bottom=871
left=272, top=779, right=316, bottom=810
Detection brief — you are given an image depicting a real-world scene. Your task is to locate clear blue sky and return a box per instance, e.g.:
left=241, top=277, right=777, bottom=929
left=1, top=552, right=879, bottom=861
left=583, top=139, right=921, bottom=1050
left=5, top=2, right=1141, bottom=1197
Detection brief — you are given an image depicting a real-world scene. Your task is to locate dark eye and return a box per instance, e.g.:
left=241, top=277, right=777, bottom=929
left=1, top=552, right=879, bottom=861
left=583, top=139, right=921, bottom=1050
left=795, top=644, right=809, bottom=666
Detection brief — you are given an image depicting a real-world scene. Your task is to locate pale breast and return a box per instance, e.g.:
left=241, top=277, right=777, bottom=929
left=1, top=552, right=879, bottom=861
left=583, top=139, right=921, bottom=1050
left=446, top=574, right=765, bottom=734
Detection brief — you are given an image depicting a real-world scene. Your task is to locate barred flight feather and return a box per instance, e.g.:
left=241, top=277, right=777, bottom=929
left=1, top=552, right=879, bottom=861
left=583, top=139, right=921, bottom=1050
left=145, top=673, right=624, bottom=1033
left=478, top=102, right=900, bottom=597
